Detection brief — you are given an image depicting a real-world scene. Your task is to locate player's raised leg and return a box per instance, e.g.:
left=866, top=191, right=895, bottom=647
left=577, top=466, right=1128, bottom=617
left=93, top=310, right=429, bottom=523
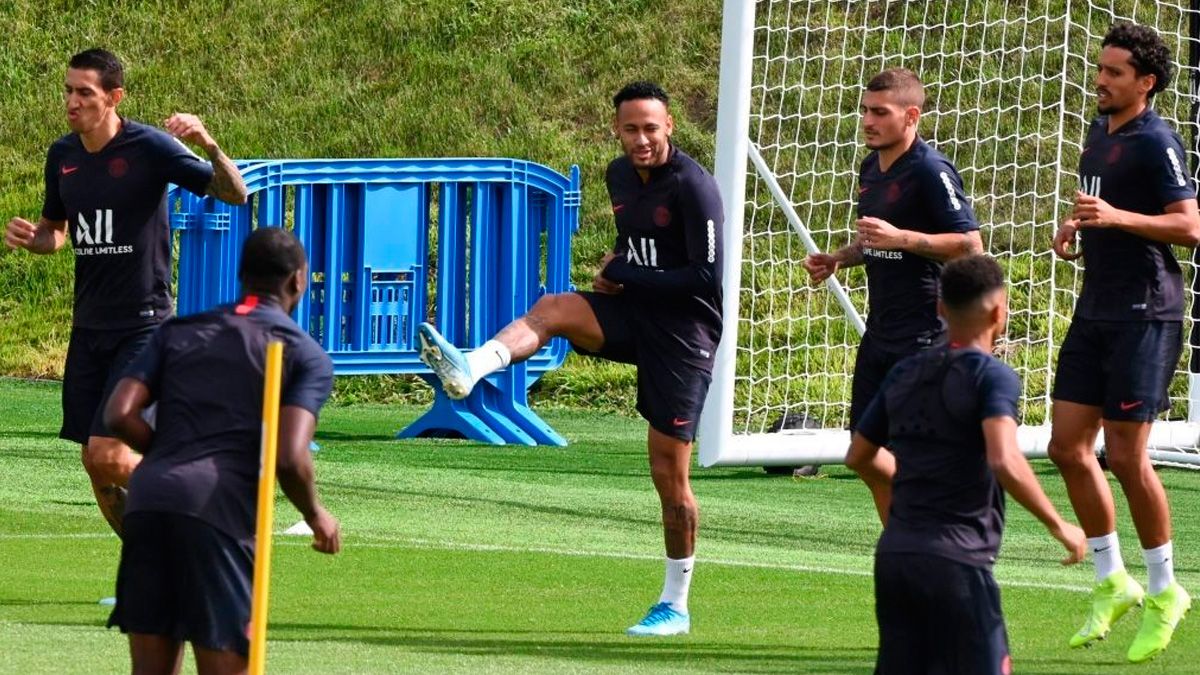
left=628, top=428, right=696, bottom=637
left=418, top=291, right=605, bottom=399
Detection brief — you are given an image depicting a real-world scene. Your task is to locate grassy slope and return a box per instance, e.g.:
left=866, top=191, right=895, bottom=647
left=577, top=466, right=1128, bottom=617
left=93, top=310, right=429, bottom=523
left=3, top=378, right=1200, bottom=672
left=0, top=0, right=722, bottom=409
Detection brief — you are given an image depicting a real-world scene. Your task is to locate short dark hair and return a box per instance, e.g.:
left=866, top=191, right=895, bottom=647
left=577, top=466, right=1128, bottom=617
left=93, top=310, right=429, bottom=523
left=613, top=81, right=670, bottom=111
left=1102, top=23, right=1174, bottom=98
left=866, top=67, right=925, bottom=109
left=68, top=48, right=124, bottom=92
left=940, top=255, right=1005, bottom=311
left=238, top=227, right=307, bottom=287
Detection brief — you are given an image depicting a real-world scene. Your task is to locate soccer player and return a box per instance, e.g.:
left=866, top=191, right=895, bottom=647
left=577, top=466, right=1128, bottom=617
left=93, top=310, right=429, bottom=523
left=802, top=68, right=982, bottom=473
left=3, top=48, right=248, bottom=537
left=103, top=227, right=340, bottom=675
left=847, top=255, right=1087, bottom=674
left=417, top=81, right=722, bottom=637
left=1048, top=23, right=1200, bottom=662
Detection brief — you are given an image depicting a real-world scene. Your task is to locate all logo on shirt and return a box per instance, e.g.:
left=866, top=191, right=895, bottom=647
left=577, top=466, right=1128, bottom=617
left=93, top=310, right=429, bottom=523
left=626, top=236, right=659, bottom=268
left=1081, top=175, right=1102, bottom=197
left=74, top=209, right=132, bottom=256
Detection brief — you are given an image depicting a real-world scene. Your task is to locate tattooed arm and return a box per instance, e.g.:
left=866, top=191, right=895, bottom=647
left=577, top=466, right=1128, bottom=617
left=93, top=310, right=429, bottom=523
left=163, top=113, right=249, bottom=205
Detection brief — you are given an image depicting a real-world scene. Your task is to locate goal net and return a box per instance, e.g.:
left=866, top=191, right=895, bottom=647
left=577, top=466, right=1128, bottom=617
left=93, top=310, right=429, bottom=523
left=700, top=0, right=1200, bottom=467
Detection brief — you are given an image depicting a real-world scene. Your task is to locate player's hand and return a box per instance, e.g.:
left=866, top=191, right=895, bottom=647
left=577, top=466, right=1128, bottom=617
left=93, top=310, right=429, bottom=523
left=856, top=217, right=907, bottom=250
left=307, top=506, right=341, bottom=554
left=1052, top=219, right=1082, bottom=260
left=594, top=252, right=624, bottom=295
left=1072, top=191, right=1123, bottom=229
left=163, top=113, right=217, bottom=154
left=4, top=217, right=36, bottom=251
left=1052, top=520, right=1087, bottom=566
left=802, top=252, right=839, bottom=285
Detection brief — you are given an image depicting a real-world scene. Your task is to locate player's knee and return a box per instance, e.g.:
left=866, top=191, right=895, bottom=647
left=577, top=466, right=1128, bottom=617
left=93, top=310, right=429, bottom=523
left=1047, top=436, right=1091, bottom=469
left=1103, top=448, right=1149, bottom=481
left=660, top=499, right=698, bottom=530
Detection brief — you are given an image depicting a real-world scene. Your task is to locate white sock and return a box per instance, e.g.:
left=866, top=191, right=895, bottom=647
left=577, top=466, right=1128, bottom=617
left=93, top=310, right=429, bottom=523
left=1088, top=532, right=1124, bottom=583
left=1144, top=541, right=1175, bottom=595
left=659, top=556, right=694, bottom=614
left=464, top=339, right=511, bottom=385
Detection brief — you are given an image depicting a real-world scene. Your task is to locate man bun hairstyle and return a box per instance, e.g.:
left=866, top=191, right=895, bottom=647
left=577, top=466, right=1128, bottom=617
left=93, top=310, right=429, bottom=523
left=866, top=67, right=926, bottom=110
left=1103, top=22, right=1174, bottom=98
left=238, top=227, right=307, bottom=287
left=941, top=254, right=1006, bottom=312
left=69, top=48, right=125, bottom=92
left=613, top=81, right=670, bottom=111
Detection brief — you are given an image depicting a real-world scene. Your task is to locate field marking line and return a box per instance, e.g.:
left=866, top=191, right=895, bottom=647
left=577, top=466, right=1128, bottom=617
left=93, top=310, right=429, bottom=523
left=0, top=531, right=1092, bottom=593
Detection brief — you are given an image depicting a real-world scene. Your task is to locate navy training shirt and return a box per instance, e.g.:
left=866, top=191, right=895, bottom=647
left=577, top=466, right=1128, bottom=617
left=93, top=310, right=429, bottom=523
left=1075, top=109, right=1196, bottom=321
left=857, top=138, right=979, bottom=351
left=601, top=145, right=725, bottom=361
left=41, top=118, right=214, bottom=330
left=856, top=346, right=1022, bottom=568
left=122, top=296, right=334, bottom=544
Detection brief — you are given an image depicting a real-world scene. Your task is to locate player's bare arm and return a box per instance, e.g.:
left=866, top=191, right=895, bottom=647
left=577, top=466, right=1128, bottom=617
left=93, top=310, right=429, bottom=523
left=803, top=241, right=864, bottom=285
left=4, top=216, right=67, bottom=254
left=1073, top=192, right=1200, bottom=247
left=845, top=432, right=896, bottom=525
left=856, top=216, right=983, bottom=261
left=276, top=405, right=341, bottom=554
left=163, top=113, right=249, bottom=206
left=103, top=378, right=154, bottom=453
left=983, top=416, right=1086, bottom=565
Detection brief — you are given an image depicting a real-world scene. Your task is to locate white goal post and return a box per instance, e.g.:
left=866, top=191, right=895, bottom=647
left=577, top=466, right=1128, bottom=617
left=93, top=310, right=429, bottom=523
left=700, top=0, right=1200, bottom=468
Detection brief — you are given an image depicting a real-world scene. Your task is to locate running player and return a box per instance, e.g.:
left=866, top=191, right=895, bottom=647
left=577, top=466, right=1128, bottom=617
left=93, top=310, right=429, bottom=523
left=1049, top=23, right=1200, bottom=662
left=3, top=48, right=248, bottom=536
left=803, top=68, right=982, bottom=474
left=417, top=81, right=722, bottom=636
left=847, top=254, right=1086, bottom=674
left=104, top=227, right=340, bottom=674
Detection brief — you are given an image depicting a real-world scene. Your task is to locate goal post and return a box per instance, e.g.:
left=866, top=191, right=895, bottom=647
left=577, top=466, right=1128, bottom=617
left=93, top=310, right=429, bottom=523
left=700, top=0, right=1200, bottom=469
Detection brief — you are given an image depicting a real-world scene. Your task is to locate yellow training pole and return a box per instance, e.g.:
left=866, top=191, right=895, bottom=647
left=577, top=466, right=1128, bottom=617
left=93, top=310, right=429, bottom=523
left=249, top=341, right=284, bottom=675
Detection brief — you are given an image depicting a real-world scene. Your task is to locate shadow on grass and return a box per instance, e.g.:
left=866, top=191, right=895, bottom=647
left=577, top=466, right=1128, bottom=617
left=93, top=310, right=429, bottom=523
left=0, top=430, right=61, bottom=441
left=266, top=621, right=874, bottom=672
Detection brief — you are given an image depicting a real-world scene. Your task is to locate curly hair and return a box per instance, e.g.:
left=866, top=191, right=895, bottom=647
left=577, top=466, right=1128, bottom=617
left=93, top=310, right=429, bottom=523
left=612, top=81, right=669, bottom=111
left=1102, top=23, right=1174, bottom=98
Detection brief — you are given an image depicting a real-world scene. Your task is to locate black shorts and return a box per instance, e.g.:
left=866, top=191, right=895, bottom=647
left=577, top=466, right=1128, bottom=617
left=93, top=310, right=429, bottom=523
left=1052, top=319, right=1182, bottom=421
left=874, top=552, right=1011, bottom=675
left=108, top=511, right=253, bottom=657
left=573, top=292, right=715, bottom=442
left=60, top=325, right=157, bottom=444
left=850, top=332, right=937, bottom=431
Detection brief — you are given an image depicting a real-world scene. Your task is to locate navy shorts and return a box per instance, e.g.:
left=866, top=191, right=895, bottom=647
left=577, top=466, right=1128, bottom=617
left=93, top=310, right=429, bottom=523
left=874, top=552, right=1011, bottom=675
left=573, top=291, right=715, bottom=442
left=850, top=331, right=938, bottom=431
left=60, top=325, right=157, bottom=444
left=1052, top=319, right=1182, bottom=421
left=108, top=511, right=253, bottom=657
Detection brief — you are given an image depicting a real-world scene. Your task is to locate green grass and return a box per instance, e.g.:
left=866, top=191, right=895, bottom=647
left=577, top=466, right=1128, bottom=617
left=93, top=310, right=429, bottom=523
left=4, top=376, right=1200, bottom=672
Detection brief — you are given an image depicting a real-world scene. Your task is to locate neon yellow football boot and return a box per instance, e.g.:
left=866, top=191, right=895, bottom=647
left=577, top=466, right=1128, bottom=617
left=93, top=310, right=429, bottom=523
left=1127, top=583, right=1191, bottom=663
left=1069, top=570, right=1145, bottom=648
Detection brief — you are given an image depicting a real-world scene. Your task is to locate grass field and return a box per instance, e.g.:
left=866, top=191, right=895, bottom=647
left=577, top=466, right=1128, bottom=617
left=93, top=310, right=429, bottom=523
left=3, top=377, right=1200, bottom=673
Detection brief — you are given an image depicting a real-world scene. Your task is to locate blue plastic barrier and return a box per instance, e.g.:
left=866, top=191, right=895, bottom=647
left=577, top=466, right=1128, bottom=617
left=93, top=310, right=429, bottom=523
left=169, top=158, right=581, bottom=446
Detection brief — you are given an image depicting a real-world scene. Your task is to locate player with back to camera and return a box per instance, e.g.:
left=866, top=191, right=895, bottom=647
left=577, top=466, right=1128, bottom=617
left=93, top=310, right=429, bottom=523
left=1048, top=22, right=1200, bottom=662
left=846, top=254, right=1086, bottom=674
left=802, top=68, right=982, bottom=476
left=417, top=81, right=724, bottom=637
left=104, top=227, right=340, bottom=675
left=3, top=48, right=248, bottom=539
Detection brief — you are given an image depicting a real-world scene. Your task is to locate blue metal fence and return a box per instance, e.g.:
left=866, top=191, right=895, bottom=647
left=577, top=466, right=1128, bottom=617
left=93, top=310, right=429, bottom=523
left=169, top=158, right=581, bottom=445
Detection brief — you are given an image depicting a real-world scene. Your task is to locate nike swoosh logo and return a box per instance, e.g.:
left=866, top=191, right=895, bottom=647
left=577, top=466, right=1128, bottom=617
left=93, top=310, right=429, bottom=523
left=672, top=418, right=690, bottom=427
left=1119, top=400, right=1143, bottom=411
left=1094, top=545, right=1111, bottom=553
left=858, top=186, right=868, bottom=194
left=612, top=204, right=625, bottom=213
left=682, top=568, right=692, bottom=574
left=61, top=166, right=79, bottom=175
